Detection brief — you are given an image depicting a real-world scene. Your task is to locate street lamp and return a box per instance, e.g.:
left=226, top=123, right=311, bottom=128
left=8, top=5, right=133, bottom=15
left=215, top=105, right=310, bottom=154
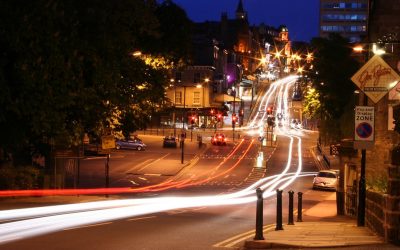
left=171, top=78, right=177, bottom=137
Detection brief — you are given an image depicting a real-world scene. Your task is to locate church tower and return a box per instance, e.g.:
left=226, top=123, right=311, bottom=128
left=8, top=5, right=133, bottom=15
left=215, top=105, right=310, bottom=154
left=235, top=0, right=247, bottom=20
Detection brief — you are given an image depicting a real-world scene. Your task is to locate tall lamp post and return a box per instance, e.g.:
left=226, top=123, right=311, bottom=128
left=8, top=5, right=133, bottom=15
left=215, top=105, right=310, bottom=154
left=180, top=85, right=187, bottom=164
left=232, top=86, right=237, bottom=141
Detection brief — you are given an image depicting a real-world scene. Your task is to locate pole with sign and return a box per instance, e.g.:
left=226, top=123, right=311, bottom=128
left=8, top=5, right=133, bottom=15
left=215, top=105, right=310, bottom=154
left=354, top=106, right=375, bottom=149
left=101, top=135, right=115, bottom=195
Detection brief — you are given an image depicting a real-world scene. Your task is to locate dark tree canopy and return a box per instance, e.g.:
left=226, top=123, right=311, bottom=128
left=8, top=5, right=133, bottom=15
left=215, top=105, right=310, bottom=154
left=308, top=34, right=360, bottom=142
left=0, top=0, right=191, bottom=163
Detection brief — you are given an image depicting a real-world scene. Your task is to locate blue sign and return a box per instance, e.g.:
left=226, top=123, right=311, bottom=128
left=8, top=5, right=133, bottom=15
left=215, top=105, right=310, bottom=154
left=356, top=122, right=373, bottom=139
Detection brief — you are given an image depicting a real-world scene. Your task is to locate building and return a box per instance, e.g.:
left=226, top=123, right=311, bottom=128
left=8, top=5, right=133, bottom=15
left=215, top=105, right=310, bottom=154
left=162, top=0, right=287, bottom=129
left=319, top=0, right=370, bottom=42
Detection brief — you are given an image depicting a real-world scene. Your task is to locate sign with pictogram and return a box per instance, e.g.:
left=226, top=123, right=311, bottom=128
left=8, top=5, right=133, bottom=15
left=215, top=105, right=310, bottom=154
left=354, top=106, right=374, bottom=149
left=101, top=135, right=116, bottom=150
left=351, top=55, right=400, bottom=103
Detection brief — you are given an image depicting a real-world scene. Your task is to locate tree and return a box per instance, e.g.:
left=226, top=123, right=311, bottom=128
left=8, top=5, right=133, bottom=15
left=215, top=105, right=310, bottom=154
left=309, top=34, right=360, bottom=142
left=0, top=0, right=184, bottom=166
left=303, top=87, right=321, bottom=120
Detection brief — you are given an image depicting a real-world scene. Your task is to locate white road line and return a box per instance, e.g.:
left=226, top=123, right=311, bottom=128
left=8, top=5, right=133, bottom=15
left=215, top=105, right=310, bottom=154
left=64, top=222, right=112, bottom=231
left=137, top=153, right=170, bottom=171
left=127, top=216, right=156, bottom=221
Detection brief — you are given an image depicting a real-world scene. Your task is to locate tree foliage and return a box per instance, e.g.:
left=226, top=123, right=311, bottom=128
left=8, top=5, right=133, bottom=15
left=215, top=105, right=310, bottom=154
left=308, top=34, right=360, bottom=141
left=0, top=0, right=192, bottom=164
left=303, top=87, right=321, bottom=119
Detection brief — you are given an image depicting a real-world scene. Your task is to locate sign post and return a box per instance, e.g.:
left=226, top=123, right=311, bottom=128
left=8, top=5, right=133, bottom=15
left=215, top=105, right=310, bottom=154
left=350, top=54, right=400, bottom=226
left=101, top=135, right=115, bottom=195
left=354, top=106, right=375, bottom=149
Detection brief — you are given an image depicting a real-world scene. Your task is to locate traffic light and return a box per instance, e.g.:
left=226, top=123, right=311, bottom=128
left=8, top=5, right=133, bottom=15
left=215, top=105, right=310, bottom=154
left=232, top=114, right=237, bottom=128
left=190, top=116, right=196, bottom=125
left=267, top=107, right=272, bottom=115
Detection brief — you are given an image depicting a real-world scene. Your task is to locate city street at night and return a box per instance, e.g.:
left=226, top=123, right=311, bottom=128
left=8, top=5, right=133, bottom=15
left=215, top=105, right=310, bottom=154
left=1, top=0, right=399, bottom=249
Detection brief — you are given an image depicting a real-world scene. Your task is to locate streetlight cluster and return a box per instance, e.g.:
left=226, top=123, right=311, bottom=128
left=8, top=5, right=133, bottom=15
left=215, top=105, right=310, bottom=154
left=258, top=48, right=314, bottom=80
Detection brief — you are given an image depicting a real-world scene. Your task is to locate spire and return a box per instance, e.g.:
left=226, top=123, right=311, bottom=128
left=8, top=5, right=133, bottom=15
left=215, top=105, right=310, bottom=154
left=236, top=0, right=246, bottom=20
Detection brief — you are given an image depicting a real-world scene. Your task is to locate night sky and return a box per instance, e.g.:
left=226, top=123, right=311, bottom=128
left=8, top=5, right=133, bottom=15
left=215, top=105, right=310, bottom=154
left=173, top=0, right=320, bottom=42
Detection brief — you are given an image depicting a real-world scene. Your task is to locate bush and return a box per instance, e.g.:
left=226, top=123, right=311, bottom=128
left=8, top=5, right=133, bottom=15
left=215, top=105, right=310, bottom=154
left=0, top=165, right=41, bottom=190
left=366, top=173, right=388, bottom=193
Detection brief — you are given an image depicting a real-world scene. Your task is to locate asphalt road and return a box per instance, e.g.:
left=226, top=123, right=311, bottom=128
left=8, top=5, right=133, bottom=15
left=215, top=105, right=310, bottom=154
left=0, top=130, right=324, bottom=250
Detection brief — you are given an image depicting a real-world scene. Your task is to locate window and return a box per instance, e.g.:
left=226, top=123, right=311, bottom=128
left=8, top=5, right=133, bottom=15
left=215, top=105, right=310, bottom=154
left=193, top=92, right=200, bottom=104
left=175, top=91, right=182, bottom=104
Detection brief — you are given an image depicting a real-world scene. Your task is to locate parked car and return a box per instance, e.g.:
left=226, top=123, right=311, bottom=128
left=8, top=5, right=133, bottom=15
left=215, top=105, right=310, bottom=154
left=211, top=133, right=227, bottom=146
left=312, top=170, right=338, bottom=191
left=115, top=139, right=146, bottom=151
left=163, top=136, right=178, bottom=148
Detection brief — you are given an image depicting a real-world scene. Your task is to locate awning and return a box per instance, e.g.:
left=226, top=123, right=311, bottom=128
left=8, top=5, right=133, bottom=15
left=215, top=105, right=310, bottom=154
left=214, top=94, right=241, bottom=103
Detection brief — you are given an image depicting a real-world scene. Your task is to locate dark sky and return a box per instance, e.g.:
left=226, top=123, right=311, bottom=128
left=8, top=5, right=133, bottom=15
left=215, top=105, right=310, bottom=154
left=173, top=0, right=320, bottom=42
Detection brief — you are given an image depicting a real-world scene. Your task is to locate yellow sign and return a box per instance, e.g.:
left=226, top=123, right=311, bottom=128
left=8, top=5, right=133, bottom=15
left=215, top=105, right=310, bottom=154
left=351, top=55, right=400, bottom=103
left=101, top=135, right=116, bottom=149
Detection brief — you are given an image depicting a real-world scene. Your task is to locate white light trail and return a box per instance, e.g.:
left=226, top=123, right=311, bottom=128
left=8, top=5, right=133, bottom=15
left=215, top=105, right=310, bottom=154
left=0, top=74, right=315, bottom=245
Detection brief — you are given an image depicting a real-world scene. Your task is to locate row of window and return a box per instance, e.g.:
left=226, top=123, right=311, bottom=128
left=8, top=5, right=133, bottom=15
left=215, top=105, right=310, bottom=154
left=322, top=2, right=368, bottom=9
left=322, top=14, right=367, bottom=21
left=174, top=72, right=208, bottom=84
left=174, top=91, right=201, bottom=105
left=321, top=25, right=366, bottom=32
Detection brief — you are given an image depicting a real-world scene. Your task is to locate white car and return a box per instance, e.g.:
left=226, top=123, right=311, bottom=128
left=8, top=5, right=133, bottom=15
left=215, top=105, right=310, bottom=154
left=313, top=170, right=338, bottom=191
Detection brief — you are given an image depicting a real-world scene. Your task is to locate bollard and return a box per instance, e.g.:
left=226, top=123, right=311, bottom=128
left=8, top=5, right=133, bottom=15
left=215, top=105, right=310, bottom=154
left=297, top=192, right=303, bottom=222
left=254, top=188, right=265, bottom=240
left=275, top=189, right=283, bottom=230
left=288, top=190, right=294, bottom=225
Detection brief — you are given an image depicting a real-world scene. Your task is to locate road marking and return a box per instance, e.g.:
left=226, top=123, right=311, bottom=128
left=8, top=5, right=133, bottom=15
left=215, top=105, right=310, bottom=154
left=128, top=159, right=153, bottom=171
left=64, top=222, right=112, bottom=231
left=213, top=224, right=275, bottom=248
left=127, top=216, right=156, bottom=221
left=137, top=153, right=170, bottom=171
left=143, top=173, right=162, bottom=176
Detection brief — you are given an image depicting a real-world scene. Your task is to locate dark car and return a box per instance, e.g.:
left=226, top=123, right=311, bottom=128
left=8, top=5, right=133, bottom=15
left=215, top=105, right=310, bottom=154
left=115, top=139, right=146, bottom=151
left=211, top=133, right=227, bottom=146
left=163, top=136, right=178, bottom=148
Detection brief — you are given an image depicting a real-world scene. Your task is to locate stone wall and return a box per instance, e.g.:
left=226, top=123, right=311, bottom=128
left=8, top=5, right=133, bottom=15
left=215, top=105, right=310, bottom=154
left=365, top=164, right=400, bottom=245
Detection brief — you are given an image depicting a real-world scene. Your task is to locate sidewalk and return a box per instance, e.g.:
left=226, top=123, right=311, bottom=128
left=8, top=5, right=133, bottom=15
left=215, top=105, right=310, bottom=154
left=244, top=193, right=393, bottom=249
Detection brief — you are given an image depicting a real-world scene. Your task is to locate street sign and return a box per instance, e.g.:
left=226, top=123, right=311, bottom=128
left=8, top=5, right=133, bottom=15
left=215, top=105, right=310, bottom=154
left=101, top=135, right=116, bottom=150
left=354, top=106, right=374, bottom=149
left=351, top=55, right=400, bottom=103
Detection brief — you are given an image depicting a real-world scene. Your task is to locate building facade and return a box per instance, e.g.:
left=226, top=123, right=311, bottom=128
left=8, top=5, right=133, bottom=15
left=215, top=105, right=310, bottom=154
left=319, top=0, right=370, bottom=42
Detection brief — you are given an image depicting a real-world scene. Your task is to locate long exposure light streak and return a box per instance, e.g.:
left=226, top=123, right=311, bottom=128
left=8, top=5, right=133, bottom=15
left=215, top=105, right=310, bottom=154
left=0, top=75, right=315, bottom=245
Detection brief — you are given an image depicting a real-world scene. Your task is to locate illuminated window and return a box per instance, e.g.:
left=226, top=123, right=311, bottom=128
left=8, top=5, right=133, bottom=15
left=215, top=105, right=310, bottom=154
left=175, top=92, right=182, bottom=104
left=193, top=92, right=200, bottom=104
left=238, top=43, right=245, bottom=53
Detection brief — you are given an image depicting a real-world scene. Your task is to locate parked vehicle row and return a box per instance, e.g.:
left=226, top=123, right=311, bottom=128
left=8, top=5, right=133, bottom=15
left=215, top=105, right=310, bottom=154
left=113, top=132, right=229, bottom=152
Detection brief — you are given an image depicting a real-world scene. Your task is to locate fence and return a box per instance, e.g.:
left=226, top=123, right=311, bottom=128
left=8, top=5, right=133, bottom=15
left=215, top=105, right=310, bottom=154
left=345, top=184, right=357, bottom=217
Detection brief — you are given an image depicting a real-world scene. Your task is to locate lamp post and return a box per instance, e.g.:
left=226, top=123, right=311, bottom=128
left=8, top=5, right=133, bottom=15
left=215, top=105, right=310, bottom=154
left=232, top=86, right=236, bottom=141
left=171, top=78, right=177, bottom=137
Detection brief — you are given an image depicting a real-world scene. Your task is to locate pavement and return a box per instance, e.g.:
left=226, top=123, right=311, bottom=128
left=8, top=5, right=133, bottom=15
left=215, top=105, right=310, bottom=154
left=243, top=192, right=396, bottom=249
left=243, top=143, right=398, bottom=250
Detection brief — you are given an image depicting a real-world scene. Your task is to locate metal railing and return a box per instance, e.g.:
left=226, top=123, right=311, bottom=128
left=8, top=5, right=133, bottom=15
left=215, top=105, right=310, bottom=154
left=345, top=184, right=357, bottom=217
